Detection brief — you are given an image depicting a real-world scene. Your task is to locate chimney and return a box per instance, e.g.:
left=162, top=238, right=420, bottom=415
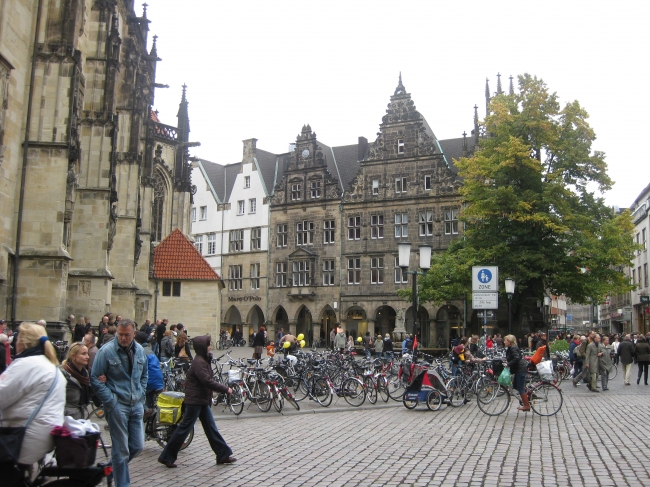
left=242, top=138, right=257, bottom=164
left=358, top=136, right=368, bottom=162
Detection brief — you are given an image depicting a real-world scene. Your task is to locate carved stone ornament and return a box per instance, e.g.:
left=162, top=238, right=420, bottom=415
left=107, top=203, right=118, bottom=252
left=134, top=220, right=143, bottom=265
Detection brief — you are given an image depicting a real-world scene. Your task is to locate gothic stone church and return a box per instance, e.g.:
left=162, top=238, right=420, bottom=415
left=0, top=1, right=221, bottom=335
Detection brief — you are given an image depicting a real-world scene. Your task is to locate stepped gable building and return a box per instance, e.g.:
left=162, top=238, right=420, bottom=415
left=0, top=1, right=198, bottom=333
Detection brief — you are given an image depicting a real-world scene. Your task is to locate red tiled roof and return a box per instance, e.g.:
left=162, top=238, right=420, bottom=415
left=151, top=109, right=160, bottom=122
left=153, top=229, right=220, bottom=280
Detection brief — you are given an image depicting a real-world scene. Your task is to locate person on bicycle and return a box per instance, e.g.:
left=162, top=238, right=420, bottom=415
left=61, top=341, right=93, bottom=419
left=158, top=335, right=236, bottom=468
left=504, top=334, right=529, bottom=412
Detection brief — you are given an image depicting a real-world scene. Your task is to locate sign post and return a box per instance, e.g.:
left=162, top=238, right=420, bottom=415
left=472, top=266, right=499, bottom=342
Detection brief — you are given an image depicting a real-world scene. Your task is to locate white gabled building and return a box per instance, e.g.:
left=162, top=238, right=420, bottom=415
left=191, top=138, right=286, bottom=340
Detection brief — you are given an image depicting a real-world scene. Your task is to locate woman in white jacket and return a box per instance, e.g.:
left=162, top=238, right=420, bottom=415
left=0, top=322, right=65, bottom=465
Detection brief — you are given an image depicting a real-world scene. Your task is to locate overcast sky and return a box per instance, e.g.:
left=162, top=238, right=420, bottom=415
left=145, top=0, right=649, bottom=208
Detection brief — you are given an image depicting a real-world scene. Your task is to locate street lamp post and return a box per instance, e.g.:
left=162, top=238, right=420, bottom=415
left=398, top=242, right=431, bottom=359
left=505, top=278, right=515, bottom=335
left=544, top=295, right=551, bottom=341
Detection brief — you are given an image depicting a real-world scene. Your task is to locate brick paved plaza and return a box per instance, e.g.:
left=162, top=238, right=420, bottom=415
left=103, top=349, right=650, bottom=486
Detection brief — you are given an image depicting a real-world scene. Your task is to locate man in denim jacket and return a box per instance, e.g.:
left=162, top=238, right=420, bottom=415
left=91, top=319, right=148, bottom=487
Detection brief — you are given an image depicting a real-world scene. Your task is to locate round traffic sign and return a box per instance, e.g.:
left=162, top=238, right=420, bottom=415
left=477, top=268, right=493, bottom=283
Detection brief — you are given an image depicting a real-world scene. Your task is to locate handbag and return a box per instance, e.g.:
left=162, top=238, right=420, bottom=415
left=497, top=366, right=511, bottom=386
left=0, top=369, right=60, bottom=463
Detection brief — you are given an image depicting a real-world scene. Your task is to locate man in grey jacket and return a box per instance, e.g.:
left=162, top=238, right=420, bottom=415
left=91, top=319, right=148, bottom=487
left=333, top=326, right=347, bottom=351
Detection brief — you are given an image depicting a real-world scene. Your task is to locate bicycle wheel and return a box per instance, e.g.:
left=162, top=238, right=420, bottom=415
left=378, top=375, right=390, bottom=403
left=529, top=383, right=563, bottom=416
left=228, top=383, right=244, bottom=415
left=341, top=377, right=366, bottom=407
left=312, top=377, right=332, bottom=407
left=154, top=421, right=194, bottom=450
left=364, top=377, right=377, bottom=404
left=272, top=387, right=284, bottom=413
left=281, top=388, right=300, bottom=410
left=609, top=364, right=618, bottom=380
left=386, top=374, right=405, bottom=401
left=446, top=378, right=467, bottom=407
left=253, top=380, right=272, bottom=412
left=426, top=389, right=442, bottom=411
left=285, top=376, right=308, bottom=402
left=402, top=393, right=418, bottom=409
left=476, top=381, right=510, bottom=416
left=86, top=406, right=105, bottom=421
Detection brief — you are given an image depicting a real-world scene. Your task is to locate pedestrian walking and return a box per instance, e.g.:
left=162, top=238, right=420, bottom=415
left=383, top=333, right=394, bottom=358
left=611, top=336, right=621, bottom=366
left=617, top=334, right=635, bottom=385
left=61, top=342, right=93, bottom=419
left=572, top=336, right=590, bottom=387
left=362, top=331, right=373, bottom=359
left=252, top=326, right=266, bottom=359
left=374, top=334, right=383, bottom=358
left=333, top=326, right=346, bottom=352
left=634, top=335, right=650, bottom=385
left=91, top=319, right=148, bottom=487
left=600, top=336, right=614, bottom=390
left=157, top=335, right=236, bottom=468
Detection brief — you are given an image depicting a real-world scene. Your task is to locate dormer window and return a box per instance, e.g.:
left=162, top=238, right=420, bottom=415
left=398, top=139, right=405, bottom=154
left=310, top=180, right=321, bottom=199
left=291, top=183, right=302, bottom=201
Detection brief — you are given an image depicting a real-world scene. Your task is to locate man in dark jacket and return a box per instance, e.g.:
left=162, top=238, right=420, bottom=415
left=157, top=335, right=236, bottom=468
left=155, top=319, right=166, bottom=358
left=617, top=334, right=635, bottom=385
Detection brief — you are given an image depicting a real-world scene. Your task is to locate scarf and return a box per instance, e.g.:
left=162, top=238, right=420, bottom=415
left=14, top=343, right=45, bottom=360
left=65, top=361, right=90, bottom=387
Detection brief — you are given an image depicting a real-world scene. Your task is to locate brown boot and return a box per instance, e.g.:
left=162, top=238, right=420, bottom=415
left=518, top=392, right=531, bottom=412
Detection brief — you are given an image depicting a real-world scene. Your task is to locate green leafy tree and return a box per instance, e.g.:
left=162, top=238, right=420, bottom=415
left=416, top=74, right=636, bottom=313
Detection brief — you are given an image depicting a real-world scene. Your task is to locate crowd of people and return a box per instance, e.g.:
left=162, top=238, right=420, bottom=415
left=0, top=316, right=237, bottom=487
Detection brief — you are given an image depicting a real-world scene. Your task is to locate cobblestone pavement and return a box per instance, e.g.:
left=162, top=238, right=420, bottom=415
left=108, top=350, right=650, bottom=486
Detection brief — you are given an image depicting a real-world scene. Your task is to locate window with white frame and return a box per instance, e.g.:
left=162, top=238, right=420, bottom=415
left=371, top=257, right=384, bottom=284
left=445, top=209, right=459, bottom=235
left=200, top=206, right=207, bottom=220
left=348, top=216, right=361, bottom=240
left=251, top=227, right=261, bottom=250
left=395, top=177, right=407, bottom=193
left=291, top=183, right=302, bottom=201
left=244, top=176, right=250, bottom=188
left=237, top=200, right=245, bottom=215
left=323, top=260, right=335, bottom=286
left=419, top=211, right=433, bottom=236
left=371, top=215, right=384, bottom=239
left=249, top=198, right=256, bottom=214
left=395, top=213, right=408, bottom=237
left=250, top=263, right=260, bottom=290
left=292, top=261, right=311, bottom=286
left=191, top=207, right=196, bottom=222
left=296, top=221, right=314, bottom=246
left=229, top=230, right=244, bottom=252
left=207, top=233, right=216, bottom=255
left=229, top=265, right=242, bottom=291
left=394, top=257, right=408, bottom=283
left=277, top=224, right=287, bottom=247
left=372, top=179, right=380, bottom=195
left=276, top=262, right=287, bottom=287
left=323, top=220, right=335, bottom=244
left=348, top=258, right=361, bottom=285
left=310, top=180, right=321, bottom=199
left=397, top=139, right=405, bottom=154
left=424, top=175, right=432, bottom=190
left=194, top=235, right=204, bottom=254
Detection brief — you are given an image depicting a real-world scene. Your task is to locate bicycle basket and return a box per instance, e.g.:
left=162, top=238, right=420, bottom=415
left=53, top=432, right=100, bottom=468
left=157, top=391, right=185, bottom=424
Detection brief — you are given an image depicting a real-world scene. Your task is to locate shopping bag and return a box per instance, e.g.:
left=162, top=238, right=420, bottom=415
left=536, top=360, right=554, bottom=381
left=497, top=366, right=511, bottom=386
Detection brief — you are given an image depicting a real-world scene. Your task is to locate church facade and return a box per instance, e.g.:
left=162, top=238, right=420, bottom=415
left=0, top=1, right=218, bottom=335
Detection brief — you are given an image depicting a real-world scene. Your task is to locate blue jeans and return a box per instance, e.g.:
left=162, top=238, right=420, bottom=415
left=159, top=404, right=232, bottom=464
left=513, top=372, right=526, bottom=395
left=365, top=348, right=371, bottom=359
left=105, top=402, right=144, bottom=487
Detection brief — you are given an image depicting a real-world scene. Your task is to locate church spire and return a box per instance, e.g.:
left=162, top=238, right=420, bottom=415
left=496, top=73, right=503, bottom=95
left=509, top=75, right=514, bottom=95
left=177, top=84, right=190, bottom=140
left=394, top=72, right=406, bottom=96
left=150, top=34, right=158, bottom=57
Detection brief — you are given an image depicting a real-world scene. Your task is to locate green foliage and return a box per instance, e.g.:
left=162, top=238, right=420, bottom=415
left=550, top=339, right=569, bottom=354
left=418, top=74, right=637, bottom=308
